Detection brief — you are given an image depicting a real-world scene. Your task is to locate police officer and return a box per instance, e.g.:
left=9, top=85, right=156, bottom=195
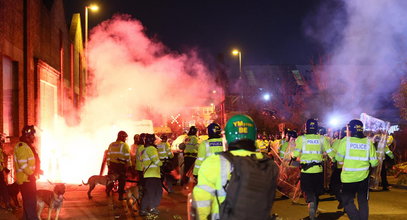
left=135, top=133, right=146, bottom=183
left=140, top=134, right=163, bottom=216
left=157, top=134, right=174, bottom=192
left=14, top=125, right=41, bottom=220
left=335, top=120, right=378, bottom=220
left=192, top=115, right=277, bottom=219
left=193, top=123, right=224, bottom=177
left=0, top=133, right=12, bottom=211
left=381, top=135, right=395, bottom=191
left=182, top=126, right=199, bottom=185
left=157, top=134, right=173, bottom=161
left=292, top=119, right=332, bottom=220
left=107, top=131, right=131, bottom=200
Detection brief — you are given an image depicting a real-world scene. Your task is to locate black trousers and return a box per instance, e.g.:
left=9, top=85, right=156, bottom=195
left=381, top=163, right=389, bottom=189
left=330, top=167, right=343, bottom=203
left=0, top=171, right=10, bottom=206
left=182, top=156, right=196, bottom=185
left=342, top=177, right=369, bottom=220
left=141, top=177, right=163, bottom=210
left=300, top=172, right=324, bottom=204
left=20, top=175, right=39, bottom=220
left=108, top=162, right=126, bottom=196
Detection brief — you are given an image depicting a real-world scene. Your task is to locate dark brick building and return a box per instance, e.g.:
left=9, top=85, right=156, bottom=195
left=0, top=0, right=86, bottom=180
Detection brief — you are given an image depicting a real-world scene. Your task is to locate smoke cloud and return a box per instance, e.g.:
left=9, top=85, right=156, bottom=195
left=40, top=15, right=222, bottom=183
left=305, top=0, right=407, bottom=123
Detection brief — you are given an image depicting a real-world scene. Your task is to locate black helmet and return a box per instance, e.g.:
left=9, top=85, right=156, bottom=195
left=160, top=134, right=168, bottom=142
left=288, top=130, right=298, bottom=139
left=318, top=127, right=327, bottom=135
left=138, top=133, right=146, bottom=145
left=22, top=125, right=36, bottom=136
left=117, top=131, right=128, bottom=141
left=145, top=134, right=156, bottom=146
left=188, top=126, right=197, bottom=136
left=306, top=119, right=318, bottom=134
left=207, top=123, right=221, bottom=139
left=340, top=127, right=347, bottom=138
left=348, top=120, right=364, bottom=138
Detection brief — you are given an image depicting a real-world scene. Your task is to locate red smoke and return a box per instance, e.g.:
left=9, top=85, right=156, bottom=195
left=39, top=15, right=222, bottom=183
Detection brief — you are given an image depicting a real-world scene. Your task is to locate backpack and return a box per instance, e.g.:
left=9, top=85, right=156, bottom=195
left=217, top=151, right=279, bottom=220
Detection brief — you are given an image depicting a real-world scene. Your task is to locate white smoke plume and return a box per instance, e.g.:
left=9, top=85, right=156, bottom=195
left=305, top=0, right=407, bottom=123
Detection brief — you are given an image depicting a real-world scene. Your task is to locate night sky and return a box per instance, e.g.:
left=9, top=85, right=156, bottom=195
left=64, top=0, right=324, bottom=65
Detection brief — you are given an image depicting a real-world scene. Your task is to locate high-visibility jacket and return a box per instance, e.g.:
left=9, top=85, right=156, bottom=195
left=293, top=134, right=332, bottom=173
left=184, top=135, right=199, bottom=157
left=135, top=145, right=145, bottom=171
left=157, top=142, right=173, bottom=160
left=107, top=141, right=131, bottom=166
left=142, top=145, right=163, bottom=178
left=385, top=135, right=395, bottom=159
left=331, top=138, right=344, bottom=169
left=193, top=138, right=224, bottom=176
left=335, top=137, right=378, bottom=183
left=279, top=141, right=289, bottom=158
left=192, top=149, right=264, bottom=220
left=13, top=142, right=36, bottom=184
left=256, top=139, right=269, bottom=153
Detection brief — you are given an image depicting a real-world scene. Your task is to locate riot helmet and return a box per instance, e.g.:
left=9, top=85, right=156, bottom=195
left=225, top=114, right=257, bottom=151
left=340, top=127, right=347, bottom=139
left=21, top=125, right=36, bottom=145
left=288, top=130, right=298, bottom=139
left=318, top=127, right=327, bottom=135
left=188, top=126, right=197, bottom=136
left=207, top=123, right=221, bottom=139
left=160, top=134, right=168, bottom=142
left=138, top=133, right=146, bottom=145
left=144, top=134, right=156, bottom=146
left=348, top=120, right=364, bottom=138
left=306, top=119, right=318, bottom=134
left=117, top=131, right=128, bottom=142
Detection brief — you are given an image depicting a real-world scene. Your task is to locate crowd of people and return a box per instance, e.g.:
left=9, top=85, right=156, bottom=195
left=0, top=115, right=397, bottom=220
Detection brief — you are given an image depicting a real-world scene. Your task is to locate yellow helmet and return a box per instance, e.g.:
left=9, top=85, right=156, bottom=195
left=387, top=135, right=394, bottom=145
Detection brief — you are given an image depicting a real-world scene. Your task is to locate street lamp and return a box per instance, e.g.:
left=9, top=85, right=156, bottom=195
left=84, top=4, right=98, bottom=93
left=85, top=4, right=99, bottom=51
left=232, top=49, right=242, bottom=78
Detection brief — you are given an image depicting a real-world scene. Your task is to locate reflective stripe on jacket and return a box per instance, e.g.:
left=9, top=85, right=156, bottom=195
left=184, top=135, right=199, bottom=156
left=135, top=145, right=145, bottom=171
left=142, top=146, right=163, bottom=178
left=192, top=149, right=263, bottom=220
left=107, top=141, right=131, bottom=166
left=193, top=138, right=224, bottom=176
left=293, top=134, right=331, bottom=173
left=13, top=142, right=36, bottom=184
left=157, top=142, right=173, bottom=160
left=335, top=137, right=378, bottom=183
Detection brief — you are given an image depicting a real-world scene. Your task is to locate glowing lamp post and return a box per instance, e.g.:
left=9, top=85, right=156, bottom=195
left=85, top=4, right=99, bottom=51
left=85, top=4, right=99, bottom=82
left=232, top=49, right=242, bottom=78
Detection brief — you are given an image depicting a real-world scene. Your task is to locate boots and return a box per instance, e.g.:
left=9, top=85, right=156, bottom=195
left=309, top=202, right=316, bottom=220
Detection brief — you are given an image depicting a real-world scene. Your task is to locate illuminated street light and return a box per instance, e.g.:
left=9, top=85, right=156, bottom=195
left=232, top=49, right=242, bottom=77
left=85, top=4, right=99, bottom=51
left=85, top=4, right=99, bottom=81
left=262, top=93, right=271, bottom=101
